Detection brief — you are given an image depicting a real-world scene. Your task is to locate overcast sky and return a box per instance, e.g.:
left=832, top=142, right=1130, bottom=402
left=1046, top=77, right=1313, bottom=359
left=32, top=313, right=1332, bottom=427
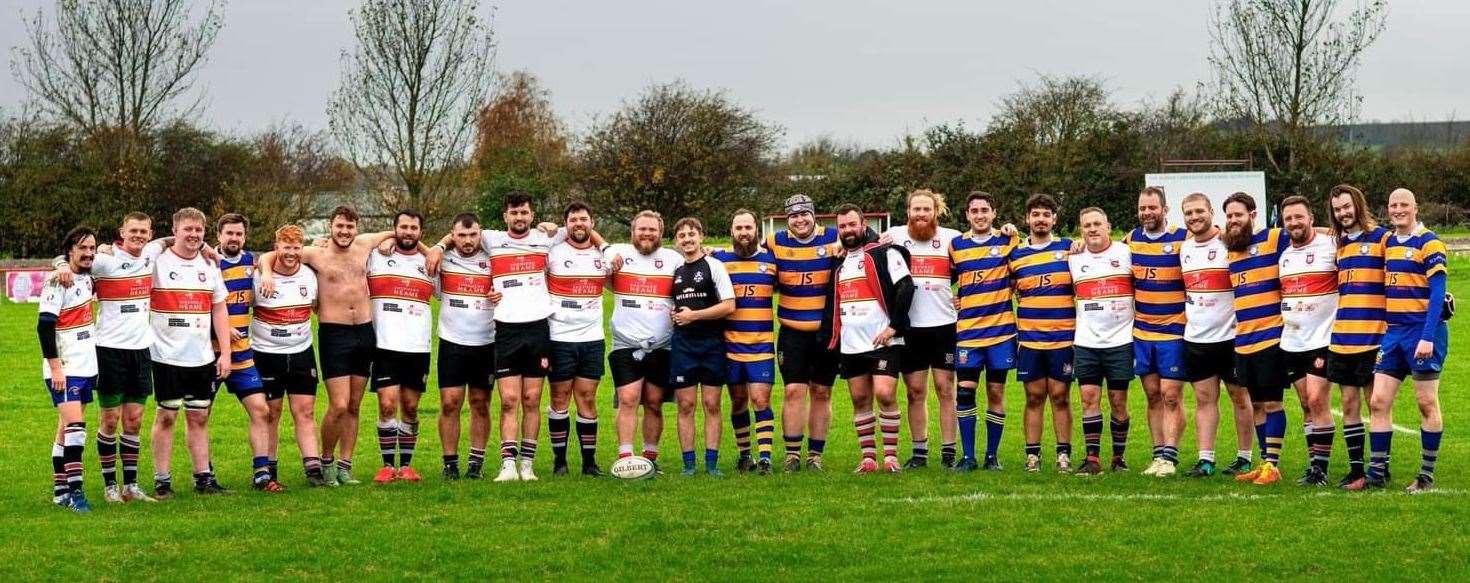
left=2, top=0, right=1466, bottom=149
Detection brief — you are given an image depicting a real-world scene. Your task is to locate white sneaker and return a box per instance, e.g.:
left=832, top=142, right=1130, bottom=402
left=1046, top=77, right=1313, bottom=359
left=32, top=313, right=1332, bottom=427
left=121, top=483, right=157, bottom=502
left=493, top=459, right=520, bottom=482
left=1056, top=453, right=1072, bottom=473
left=517, top=458, right=538, bottom=481
left=1024, top=454, right=1042, bottom=472
left=103, top=484, right=123, bottom=503
left=1154, top=459, right=1177, bottom=478
left=1141, top=458, right=1164, bottom=476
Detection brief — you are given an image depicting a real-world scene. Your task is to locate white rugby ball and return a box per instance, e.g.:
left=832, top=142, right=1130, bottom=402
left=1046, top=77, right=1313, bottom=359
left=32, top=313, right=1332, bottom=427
left=610, top=456, right=655, bottom=480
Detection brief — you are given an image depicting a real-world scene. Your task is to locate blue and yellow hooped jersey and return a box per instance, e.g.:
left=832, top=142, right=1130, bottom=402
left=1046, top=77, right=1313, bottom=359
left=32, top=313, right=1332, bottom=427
left=950, top=230, right=1018, bottom=348
left=765, top=227, right=840, bottom=332
left=1124, top=226, right=1187, bottom=341
left=1008, top=238, right=1075, bottom=350
left=1385, top=225, right=1449, bottom=328
left=218, top=251, right=255, bottom=371
left=1227, top=228, right=1284, bottom=354
left=1332, top=226, right=1390, bottom=354
left=712, top=248, right=778, bottom=362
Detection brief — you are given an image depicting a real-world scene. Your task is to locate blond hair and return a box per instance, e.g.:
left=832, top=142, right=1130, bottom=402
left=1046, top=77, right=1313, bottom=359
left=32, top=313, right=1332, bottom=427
left=172, top=207, right=206, bottom=226
left=907, top=189, right=949, bottom=218
left=632, top=209, right=664, bottom=231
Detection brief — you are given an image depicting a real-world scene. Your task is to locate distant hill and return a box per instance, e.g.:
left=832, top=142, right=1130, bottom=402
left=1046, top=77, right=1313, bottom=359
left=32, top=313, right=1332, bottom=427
left=1327, top=121, right=1470, bottom=149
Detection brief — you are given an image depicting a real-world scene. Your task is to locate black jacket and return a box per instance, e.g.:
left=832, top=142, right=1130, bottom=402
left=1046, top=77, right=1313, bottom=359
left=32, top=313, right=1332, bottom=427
left=818, top=242, right=914, bottom=351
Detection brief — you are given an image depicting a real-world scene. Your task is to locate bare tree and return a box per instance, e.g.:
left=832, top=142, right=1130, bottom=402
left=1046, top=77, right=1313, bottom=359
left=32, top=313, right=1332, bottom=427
left=10, top=0, right=224, bottom=134
left=329, top=0, right=496, bottom=221
left=1209, top=0, right=1388, bottom=185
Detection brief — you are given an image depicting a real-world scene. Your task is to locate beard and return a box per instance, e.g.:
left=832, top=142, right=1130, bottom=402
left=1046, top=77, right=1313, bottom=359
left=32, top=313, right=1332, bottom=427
left=1140, top=216, right=1163, bottom=232
left=569, top=227, right=590, bottom=244
left=397, top=237, right=419, bottom=251
left=508, top=221, right=529, bottom=235
left=840, top=232, right=863, bottom=249
left=222, top=242, right=242, bottom=256
left=634, top=237, right=659, bottom=255
left=333, top=234, right=354, bottom=249
left=1222, top=221, right=1253, bottom=252
left=733, top=234, right=758, bottom=257
left=908, top=218, right=936, bottom=242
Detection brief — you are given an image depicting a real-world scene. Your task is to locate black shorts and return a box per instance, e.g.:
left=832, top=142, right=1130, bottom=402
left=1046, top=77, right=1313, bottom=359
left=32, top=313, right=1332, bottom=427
left=609, top=347, right=671, bottom=389
left=1234, top=345, right=1288, bottom=402
left=1284, top=347, right=1330, bottom=383
left=371, top=349, right=430, bottom=392
left=1185, top=340, right=1238, bottom=385
left=550, top=340, right=605, bottom=383
left=669, top=333, right=726, bottom=390
left=256, top=348, right=319, bottom=400
left=96, top=346, right=153, bottom=405
left=1326, top=350, right=1377, bottom=388
left=900, top=324, right=957, bottom=373
left=840, top=347, right=902, bottom=379
left=1074, top=344, right=1135, bottom=387
left=777, top=328, right=839, bottom=387
left=438, top=339, right=495, bottom=390
left=494, top=319, right=551, bottom=379
left=318, top=322, right=376, bottom=380
left=152, top=361, right=219, bottom=410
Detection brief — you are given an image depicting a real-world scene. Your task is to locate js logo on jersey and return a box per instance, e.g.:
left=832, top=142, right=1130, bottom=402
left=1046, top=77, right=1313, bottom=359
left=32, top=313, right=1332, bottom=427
left=1359, top=243, right=1370, bottom=255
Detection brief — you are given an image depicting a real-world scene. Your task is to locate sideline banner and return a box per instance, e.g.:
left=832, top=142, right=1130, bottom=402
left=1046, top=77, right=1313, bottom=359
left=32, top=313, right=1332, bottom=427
left=4, top=269, right=50, bottom=303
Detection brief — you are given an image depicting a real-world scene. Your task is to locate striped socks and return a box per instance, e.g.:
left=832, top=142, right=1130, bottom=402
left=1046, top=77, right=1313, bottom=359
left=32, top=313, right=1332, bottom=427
left=1262, top=410, right=1286, bottom=464
left=854, top=411, right=877, bottom=460
left=1367, top=431, right=1392, bottom=480
left=1082, top=413, right=1104, bottom=458
left=96, top=431, right=118, bottom=487
left=1421, top=429, right=1442, bottom=478
left=1110, top=416, right=1129, bottom=459
left=879, top=410, right=901, bottom=460
left=731, top=409, right=753, bottom=459
left=63, top=423, right=85, bottom=494
left=576, top=415, right=598, bottom=466
left=985, top=410, right=1006, bottom=461
left=753, top=408, right=775, bottom=462
left=956, top=388, right=978, bottom=460
left=1308, top=423, right=1334, bottom=471
left=1342, top=422, right=1366, bottom=472
left=120, top=433, right=141, bottom=485
left=377, top=420, right=398, bottom=467
left=398, top=421, right=418, bottom=467
left=548, top=408, right=571, bottom=464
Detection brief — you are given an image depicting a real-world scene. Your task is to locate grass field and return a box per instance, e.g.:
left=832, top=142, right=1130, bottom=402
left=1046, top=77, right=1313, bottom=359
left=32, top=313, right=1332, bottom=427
left=2, top=258, right=1469, bottom=581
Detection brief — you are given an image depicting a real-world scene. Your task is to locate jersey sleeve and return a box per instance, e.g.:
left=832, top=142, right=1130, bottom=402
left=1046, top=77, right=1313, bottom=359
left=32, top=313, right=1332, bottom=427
left=211, top=266, right=229, bottom=303
left=37, top=280, right=63, bottom=316
left=141, top=240, right=165, bottom=261
left=709, top=258, right=735, bottom=300
left=885, top=248, right=911, bottom=281
left=1423, top=237, right=1448, bottom=277
left=550, top=227, right=568, bottom=246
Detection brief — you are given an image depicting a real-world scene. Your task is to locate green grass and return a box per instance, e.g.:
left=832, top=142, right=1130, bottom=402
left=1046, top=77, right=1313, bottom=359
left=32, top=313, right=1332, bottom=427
left=3, top=260, right=1470, bottom=580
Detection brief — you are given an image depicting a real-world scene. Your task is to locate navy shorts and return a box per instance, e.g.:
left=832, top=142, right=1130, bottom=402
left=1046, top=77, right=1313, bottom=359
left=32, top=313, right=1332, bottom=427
left=1016, top=345, right=1074, bottom=384
left=669, top=333, right=726, bottom=390
left=727, top=358, right=776, bottom=386
left=1134, top=338, right=1188, bottom=381
left=956, top=339, right=1016, bottom=385
left=1376, top=322, right=1449, bottom=381
left=218, top=365, right=265, bottom=399
left=46, top=376, right=96, bottom=406
left=549, top=340, right=605, bottom=383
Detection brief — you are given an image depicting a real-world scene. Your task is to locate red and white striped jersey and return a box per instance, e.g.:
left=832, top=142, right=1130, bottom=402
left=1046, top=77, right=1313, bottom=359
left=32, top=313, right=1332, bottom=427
left=482, top=228, right=565, bottom=324
left=606, top=243, right=681, bottom=351
left=39, top=273, right=97, bottom=378
left=251, top=266, right=317, bottom=354
left=884, top=226, right=959, bottom=327
left=367, top=249, right=434, bottom=353
left=547, top=241, right=609, bottom=342
left=437, top=249, right=495, bottom=347
left=1278, top=231, right=1338, bottom=352
left=836, top=247, right=910, bottom=355
left=149, top=248, right=228, bottom=367
left=1180, top=234, right=1236, bottom=344
left=89, top=241, right=163, bottom=350
left=1068, top=242, right=1134, bottom=349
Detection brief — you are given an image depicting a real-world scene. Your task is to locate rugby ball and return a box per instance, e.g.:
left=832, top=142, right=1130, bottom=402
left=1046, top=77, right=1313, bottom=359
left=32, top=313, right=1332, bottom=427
left=610, top=456, right=655, bottom=480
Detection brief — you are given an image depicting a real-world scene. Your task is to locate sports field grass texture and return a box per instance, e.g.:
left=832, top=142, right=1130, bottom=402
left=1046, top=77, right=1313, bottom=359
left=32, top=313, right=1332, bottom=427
left=1, top=258, right=1468, bottom=580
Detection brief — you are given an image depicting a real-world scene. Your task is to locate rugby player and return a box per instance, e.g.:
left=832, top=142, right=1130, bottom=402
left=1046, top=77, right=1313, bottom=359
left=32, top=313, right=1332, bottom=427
left=39, top=227, right=99, bottom=511
left=1326, top=184, right=1391, bottom=489
left=149, top=207, right=233, bottom=496
left=1067, top=208, right=1137, bottom=476
left=251, top=225, right=328, bottom=487
left=713, top=210, right=780, bottom=474
left=433, top=213, right=495, bottom=480
left=1276, top=196, right=1339, bottom=486
left=1124, top=187, right=1189, bottom=475
left=1222, top=193, right=1290, bottom=486
left=258, top=205, right=400, bottom=486
left=884, top=190, right=961, bottom=469
left=365, top=210, right=434, bottom=483
left=1010, top=194, right=1076, bottom=473
left=1178, top=193, right=1255, bottom=477
left=824, top=204, right=914, bottom=473
left=1364, top=188, right=1450, bottom=493
left=546, top=202, right=610, bottom=476
left=766, top=194, right=841, bottom=471
left=607, top=211, right=682, bottom=471
left=669, top=217, right=737, bottom=475
left=214, top=214, right=282, bottom=491
left=950, top=192, right=1019, bottom=471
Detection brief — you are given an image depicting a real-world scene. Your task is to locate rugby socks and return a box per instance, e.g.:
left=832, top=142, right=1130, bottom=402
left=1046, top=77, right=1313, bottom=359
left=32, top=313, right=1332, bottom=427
left=1254, top=420, right=1267, bottom=461
left=1082, top=413, right=1104, bottom=458
left=1343, top=422, right=1366, bottom=473
left=807, top=437, right=826, bottom=461
left=253, top=456, right=271, bottom=485
left=51, top=442, right=66, bottom=499
left=1024, top=443, right=1041, bottom=458
left=1237, top=449, right=1253, bottom=464
left=97, top=431, right=119, bottom=487
left=1056, top=443, right=1072, bottom=457
left=303, top=456, right=323, bottom=479
left=323, top=455, right=335, bottom=474
left=575, top=415, right=598, bottom=466
left=1262, top=410, right=1286, bottom=464
left=617, top=443, right=634, bottom=459
left=642, top=442, right=659, bottom=462
left=911, top=439, right=929, bottom=462
left=753, top=408, right=775, bottom=462
left=444, top=454, right=460, bottom=474
left=985, top=410, right=1006, bottom=461
left=337, top=458, right=353, bottom=476
left=956, top=388, right=978, bottom=460
left=682, top=450, right=697, bottom=472
left=854, top=410, right=878, bottom=460
left=377, top=421, right=398, bottom=467
left=704, top=448, right=719, bottom=472
left=783, top=433, right=803, bottom=461
left=1420, top=429, right=1442, bottom=478
left=1110, top=416, right=1129, bottom=459
left=1308, top=424, right=1334, bottom=471
left=878, top=409, right=901, bottom=460
left=519, top=439, right=538, bottom=462
left=467, top=447, right=485, bottom=469
left=1159, top=446, right=1179, bottom=464
left=1367, top=431, right=1392, bottom=480
left=1303, top=421, right=1313, bottom=464
left=731, top=409, right=753, bottom=459
left=1199, top=449, right=1216, bottom=463
left=500, top=440, right=519, bottom=461
left=399, top=421, right=419, bottom=467
left=941, top=442, right=957, bottom=465
left=62, top=423, right=85, bottom=494
left=548, top=408, right=571, bottom=464
left=120, top=433, right=141, bottom=485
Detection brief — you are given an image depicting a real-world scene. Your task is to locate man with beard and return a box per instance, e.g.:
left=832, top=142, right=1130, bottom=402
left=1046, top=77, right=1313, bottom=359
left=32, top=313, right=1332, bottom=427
left=669, top=218, right=737, bottom=476
left=1326, top=184, right=1391, bottom=489
left=364, top=210, right=434, bottom=483
left=258, top=206, right=399, bottom=486
left=1365, top=188, right=1450, bottom=493
left=950, top=192, right=1019, bottom=471
left=766, top=194, right=841, bottom=471
left=823, top=204, right=914, bottom=474
left=1178, top=193, right=1256, bottom=477
left=712, top=210, right=780, bottom=473
left=1123, top=187, right=1188, bottom=476
left=607, top=211, right=683, bottom=470
left=213, top=214, right=282, bottom=491
left=1221, top=193, right=1290, bottom=486
left=1277, top=196, right=1340, bottom=486
left=1010, top=194, right=1076, bottom=473
left=546, top=202, right=610, bottom=476
left=39, top=227, right=99, bottom=511
left=434, top=213, right=496, bottom=480
left=1067, top=208, right=1136, bottom=477
left=882, top=190, right=961, bottom=469
left=251, top=225, right=328, bottom=487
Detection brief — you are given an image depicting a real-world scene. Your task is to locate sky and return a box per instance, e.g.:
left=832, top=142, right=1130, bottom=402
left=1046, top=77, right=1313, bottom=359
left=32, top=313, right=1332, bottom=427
left=2, top=0, right=1466, bottom=150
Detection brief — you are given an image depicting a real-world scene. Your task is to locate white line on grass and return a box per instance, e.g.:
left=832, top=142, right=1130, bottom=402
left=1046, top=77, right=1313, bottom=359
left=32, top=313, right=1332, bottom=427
left=1330, top=408, right=1417, bottom=435
left=883, top=491, right=1274, bottom=504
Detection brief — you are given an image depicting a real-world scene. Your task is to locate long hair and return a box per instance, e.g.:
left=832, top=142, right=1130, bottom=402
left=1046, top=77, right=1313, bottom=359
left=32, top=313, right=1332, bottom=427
left=1328, top=184, right=1376, bottom=238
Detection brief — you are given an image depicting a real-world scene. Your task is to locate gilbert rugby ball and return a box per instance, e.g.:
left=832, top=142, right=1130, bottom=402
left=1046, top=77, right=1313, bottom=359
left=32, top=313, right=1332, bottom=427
left=610, top=456, right=655, bottom=480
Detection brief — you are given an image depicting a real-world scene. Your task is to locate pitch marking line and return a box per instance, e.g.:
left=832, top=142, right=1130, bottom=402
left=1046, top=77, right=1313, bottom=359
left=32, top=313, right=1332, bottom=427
left=885, top=489, right=1464, bottom=504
